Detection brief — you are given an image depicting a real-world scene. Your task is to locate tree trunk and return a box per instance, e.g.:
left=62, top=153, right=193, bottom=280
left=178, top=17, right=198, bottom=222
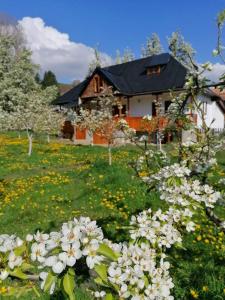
left=91, top=131, right=93, bottom=147
left=47, top=134, right=50, bottom=143
left=108, top=144, right=112, bottom=166
left=27, top=132, right=33, bottom=156
left=159, top=136, right=162, bottom=151
left=156, top=131, right=162, bottom=151
left=73, top=125, right=76, bottom=144
left=18, top=132, right=21, bottom=139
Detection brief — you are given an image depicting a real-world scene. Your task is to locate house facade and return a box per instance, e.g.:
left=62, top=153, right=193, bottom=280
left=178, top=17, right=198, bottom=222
left=54, top=53, right=225, bottom=144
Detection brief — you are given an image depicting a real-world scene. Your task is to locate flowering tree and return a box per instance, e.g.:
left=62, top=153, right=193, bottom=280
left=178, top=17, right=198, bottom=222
left=141, top=33, right=163, bottom=57
left=167, top=31, right=196, bottom=69
left=36, top=105, right=65, bottom=143
left=0, top=34, right=62, bottom=154
left=77, top=89, right=135, bottom=165
left=1, top=85, right=58, bottom=155
left=141, top=99, right=166, bottom=150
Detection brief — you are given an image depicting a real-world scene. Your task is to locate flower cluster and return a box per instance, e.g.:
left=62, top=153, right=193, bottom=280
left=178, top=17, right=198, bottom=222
left=144, top=163, right=220, bottom=209
left=180, top=138, right=220, bottom=174
left=30, top=217, right=104, bottom=276
left=102, top=243, right=174, bottom=300
left=130, top=208, right=195, bottom=249
left=0, top=234, right=24, bottom=280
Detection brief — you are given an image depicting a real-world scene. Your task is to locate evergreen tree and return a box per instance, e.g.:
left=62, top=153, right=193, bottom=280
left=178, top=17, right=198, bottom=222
left=41, top=70, right=58, bottom=88
left=141, top=33, right=163, bottom=57
left=35, top=73, right=41, bottom=84
left=167, top=31, right=196, bottom=69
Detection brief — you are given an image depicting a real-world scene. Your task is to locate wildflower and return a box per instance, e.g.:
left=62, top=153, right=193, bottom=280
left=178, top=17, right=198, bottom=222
left=190, top=289, right=199, bottom=298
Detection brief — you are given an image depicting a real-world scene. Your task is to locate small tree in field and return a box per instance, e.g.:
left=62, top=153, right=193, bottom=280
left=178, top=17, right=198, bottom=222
left=141, top=100, right=165, bottom=150
left=0, top=32, right=60, bottom=154
left=141, top=114, right=158, bottom=143
left=37, top=106, right=65, bottom=143
left=13, top=86, right=58, bottom=155
left=78, top=89, right=134, bottom=165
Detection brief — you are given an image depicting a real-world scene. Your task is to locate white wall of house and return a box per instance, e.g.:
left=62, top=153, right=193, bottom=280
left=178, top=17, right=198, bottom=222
left=129, top=93, right=173, bottom=116
left=196, top=95, right=224, bottom=130
left=129, top=95, right=153, bottom=116
left=129, top=93, right=224, bottom=130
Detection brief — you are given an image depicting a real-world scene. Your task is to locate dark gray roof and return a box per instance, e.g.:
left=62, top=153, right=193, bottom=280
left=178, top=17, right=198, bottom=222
left=54, top=53, right=187, bottom=106
left=99, top=53, right=187, bottom=95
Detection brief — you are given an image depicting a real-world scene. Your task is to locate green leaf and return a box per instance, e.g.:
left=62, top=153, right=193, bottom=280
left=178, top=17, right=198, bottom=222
left=21, top=262, right=34, bottom=272
left=105, top=293, right=113, bottom=300
left=63, top=269, right=75, bottom=300
left=94, top=264, right=108, bottom=281
left=143, top=275, right=149, bottom=286
left=68, top=267, right=75, bottom=276
left=44, top=272, right=56, bottom=293
left=94, top=277, right=109, bottom=287
left=9, top=268, right=28, bottom=280
left=14, top=244, right=26, bottom=256
left=97, top=243, right=119, bottom=261
left=32, top=286, right=41, bottom=298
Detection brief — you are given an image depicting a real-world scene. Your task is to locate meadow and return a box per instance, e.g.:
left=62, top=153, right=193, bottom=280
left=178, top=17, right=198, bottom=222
left=0, top=133, right=225, bottom=299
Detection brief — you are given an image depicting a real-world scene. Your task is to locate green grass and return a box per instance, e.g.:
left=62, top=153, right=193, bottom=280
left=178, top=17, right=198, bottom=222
left=0, top=134, right=150, bottom=238
left=0, top=133, right=225, bottom=299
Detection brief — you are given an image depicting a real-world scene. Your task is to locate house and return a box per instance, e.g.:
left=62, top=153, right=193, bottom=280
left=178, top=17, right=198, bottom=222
left=54, top=53, right=225, bottom=144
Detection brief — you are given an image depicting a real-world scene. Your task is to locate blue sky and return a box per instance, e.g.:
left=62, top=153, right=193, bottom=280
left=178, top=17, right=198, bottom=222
left=1, top=0, right=225, bottom=82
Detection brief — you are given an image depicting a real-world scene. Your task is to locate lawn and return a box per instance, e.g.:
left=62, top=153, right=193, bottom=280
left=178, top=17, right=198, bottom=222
left=0, top=133, right=225, bottom=299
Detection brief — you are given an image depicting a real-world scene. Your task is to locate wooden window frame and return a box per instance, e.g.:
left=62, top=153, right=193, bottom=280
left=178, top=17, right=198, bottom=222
left=147, top=65, right=161, bottom=76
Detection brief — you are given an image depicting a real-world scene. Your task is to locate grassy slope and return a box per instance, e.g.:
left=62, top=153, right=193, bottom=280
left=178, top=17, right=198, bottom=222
left=0, top=133, right=225, bottom=299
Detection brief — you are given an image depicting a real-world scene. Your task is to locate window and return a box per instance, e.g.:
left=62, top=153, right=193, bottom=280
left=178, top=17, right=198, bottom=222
left=165, top=101, right=172, bottom=113
left=147, top=65, right=161, bottom=76
left=112, top=105, right=127, bottom=116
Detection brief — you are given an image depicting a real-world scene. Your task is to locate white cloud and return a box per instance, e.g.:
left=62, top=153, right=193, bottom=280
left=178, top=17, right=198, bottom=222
left=204, top=62, right=225, bottom=82
left=19, top=17, right=113, bottom=82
